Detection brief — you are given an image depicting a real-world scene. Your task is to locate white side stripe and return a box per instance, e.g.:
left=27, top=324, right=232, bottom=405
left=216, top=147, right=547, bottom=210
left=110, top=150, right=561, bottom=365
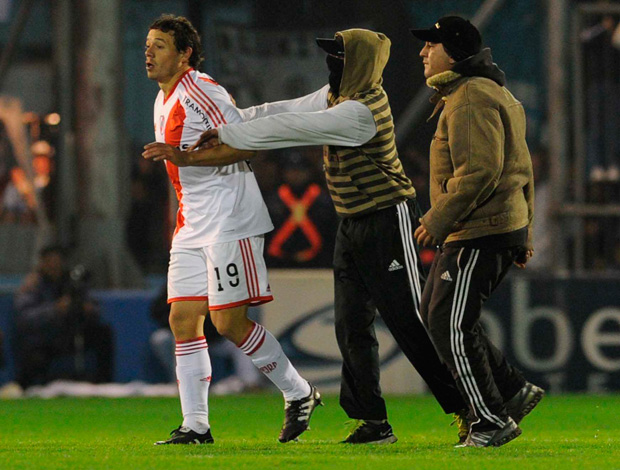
left=396, top=202, right=424, bottom=325
left=450, top=248, right=505, bottom=428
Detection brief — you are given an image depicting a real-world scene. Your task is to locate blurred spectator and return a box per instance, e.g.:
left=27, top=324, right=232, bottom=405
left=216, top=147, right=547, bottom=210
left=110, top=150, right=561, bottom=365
left=13, top=245, right=114, bottom=388
left=0, top=120, right=16, bottom=208
left=0, top=139, right=56, bottom=225
left=264, top=149, right=337, bottom=268
left=0, top=167, right=34, bottom=223
left=0, top=118, right=34, bottom=223
left=581, top=14, right=620, bottom=182
left=126, top=154, right=169, bottom=272
left=581, top=11, right=620, bottom=272
left=149, top=285, right=263, bottom=393
left=30, top=140, right=56, bottom=221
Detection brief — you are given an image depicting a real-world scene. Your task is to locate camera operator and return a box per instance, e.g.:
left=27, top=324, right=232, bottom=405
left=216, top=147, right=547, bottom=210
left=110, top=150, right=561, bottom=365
left=13, top=245, right=114, bottom=388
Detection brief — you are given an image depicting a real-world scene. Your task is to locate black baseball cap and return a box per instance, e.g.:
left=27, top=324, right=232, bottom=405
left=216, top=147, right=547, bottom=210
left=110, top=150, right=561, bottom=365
left=316, top=37, right=345, bottom=56
left=410, top=16, right=482, bottom=61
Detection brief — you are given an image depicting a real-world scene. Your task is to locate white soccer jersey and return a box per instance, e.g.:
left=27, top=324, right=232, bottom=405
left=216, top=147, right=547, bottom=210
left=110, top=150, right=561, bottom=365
left=153, top=69, right=273, bottom=248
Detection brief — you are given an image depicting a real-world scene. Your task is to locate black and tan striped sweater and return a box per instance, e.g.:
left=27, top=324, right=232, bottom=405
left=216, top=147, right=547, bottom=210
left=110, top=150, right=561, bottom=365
left=324, top=86, right=415, bottom=218
left=323, top=28, right=415, bottom=218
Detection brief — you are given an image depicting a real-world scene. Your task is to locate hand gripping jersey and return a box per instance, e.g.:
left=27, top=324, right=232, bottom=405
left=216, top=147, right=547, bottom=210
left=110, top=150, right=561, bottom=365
left=153, top=69, right=273, bottom=248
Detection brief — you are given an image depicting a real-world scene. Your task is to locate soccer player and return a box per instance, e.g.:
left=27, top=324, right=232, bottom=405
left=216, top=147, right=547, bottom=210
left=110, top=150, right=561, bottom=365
left=411, top=16, right=544, bottom=447
left=142, top=14, right=321, bottom=445
left=145, top=28, right=469, bottom=445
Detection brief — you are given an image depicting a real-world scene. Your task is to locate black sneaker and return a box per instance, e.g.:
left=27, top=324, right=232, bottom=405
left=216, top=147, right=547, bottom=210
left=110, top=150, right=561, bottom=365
left=452, top=408, right=472, bottom=444
left=154, top=426, right=214, bottom=445
left=458, top=417, right=521, bottom=448
left=278, top=384, right=323, bottom=443
left=506, top=382, right=545, bottom=424
left=342, top=420, right=398, bottom=444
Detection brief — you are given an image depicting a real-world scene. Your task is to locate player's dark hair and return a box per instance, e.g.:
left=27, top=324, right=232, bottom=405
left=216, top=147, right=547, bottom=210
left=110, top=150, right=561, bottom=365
left=149, top=14, right=204, bottom=69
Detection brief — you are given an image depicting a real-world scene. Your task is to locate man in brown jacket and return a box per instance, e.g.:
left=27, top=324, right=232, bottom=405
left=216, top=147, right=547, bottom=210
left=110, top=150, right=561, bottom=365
left=411, top=16, right=544, bottom=447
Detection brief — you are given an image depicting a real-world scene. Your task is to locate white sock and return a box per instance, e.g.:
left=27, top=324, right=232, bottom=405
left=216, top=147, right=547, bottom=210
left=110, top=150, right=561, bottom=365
left=175, top=336, right=211, bottom=433
left=220, top=339, right=262, bottom=387
left=237, top=322, right=310, bottom=401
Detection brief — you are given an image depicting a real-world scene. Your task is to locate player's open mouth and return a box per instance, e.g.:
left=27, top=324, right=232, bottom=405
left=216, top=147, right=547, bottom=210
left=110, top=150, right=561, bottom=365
left=146, top=63, right=154, bottom=70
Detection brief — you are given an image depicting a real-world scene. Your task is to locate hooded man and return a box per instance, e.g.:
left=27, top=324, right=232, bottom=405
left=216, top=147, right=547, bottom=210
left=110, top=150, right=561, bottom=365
left=144, top=28, right=468, bottom=444
left=411, top=16, right=545, bottom=448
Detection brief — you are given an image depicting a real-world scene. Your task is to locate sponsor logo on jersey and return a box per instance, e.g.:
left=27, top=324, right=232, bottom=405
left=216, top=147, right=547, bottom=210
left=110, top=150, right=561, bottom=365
left=159, top=115, right=165, bottom=136
left=440, top=270, right=453, bottom=282
left=184, top=97, right=213, bottom=128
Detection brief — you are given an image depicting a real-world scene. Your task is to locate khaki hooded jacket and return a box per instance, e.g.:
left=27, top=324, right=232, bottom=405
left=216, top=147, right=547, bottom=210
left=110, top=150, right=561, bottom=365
left=421, top=49, right=534, bottom=248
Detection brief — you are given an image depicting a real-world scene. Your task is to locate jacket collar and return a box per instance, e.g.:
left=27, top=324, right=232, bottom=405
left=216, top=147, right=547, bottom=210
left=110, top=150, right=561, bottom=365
left=426, top=71, right=464, bottom=121
left=427, top=70, right=464, bottom=97
left=426, top=47, right=506, bottom=97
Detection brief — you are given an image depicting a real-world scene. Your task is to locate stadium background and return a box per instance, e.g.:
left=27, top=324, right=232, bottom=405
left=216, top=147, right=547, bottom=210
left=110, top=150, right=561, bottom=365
left=0, top=0, right=618, bottom=396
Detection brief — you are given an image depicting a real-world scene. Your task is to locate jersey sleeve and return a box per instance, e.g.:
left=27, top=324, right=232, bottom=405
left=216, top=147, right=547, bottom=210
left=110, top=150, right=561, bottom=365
left=183, top=75, right=243, bottom=130
left=237, top=85, right=330, bottom=122
left=203, top=84, right=244, bottom=126
left=219, top=99, right=376, bottom=150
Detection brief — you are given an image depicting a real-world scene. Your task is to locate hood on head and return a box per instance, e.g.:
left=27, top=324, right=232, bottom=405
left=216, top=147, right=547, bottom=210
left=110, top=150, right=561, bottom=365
left=337, top=29, right=391, bottom=98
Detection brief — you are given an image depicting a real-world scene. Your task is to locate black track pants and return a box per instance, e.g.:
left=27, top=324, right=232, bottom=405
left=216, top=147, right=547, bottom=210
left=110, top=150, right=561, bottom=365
left=333, top=199, right=465, bottom=420
left=421, top=245, right=525, bottom=429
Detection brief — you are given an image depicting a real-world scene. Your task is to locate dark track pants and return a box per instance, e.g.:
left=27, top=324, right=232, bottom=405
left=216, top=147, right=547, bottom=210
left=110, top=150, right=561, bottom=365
left=333, top=199, right=465, bottom=420
left=420, top=245, right=526, bottom=430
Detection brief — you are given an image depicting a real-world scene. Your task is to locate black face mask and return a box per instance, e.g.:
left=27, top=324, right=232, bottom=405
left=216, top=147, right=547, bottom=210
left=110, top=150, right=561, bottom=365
left=326, top=54, right=344, bottom=96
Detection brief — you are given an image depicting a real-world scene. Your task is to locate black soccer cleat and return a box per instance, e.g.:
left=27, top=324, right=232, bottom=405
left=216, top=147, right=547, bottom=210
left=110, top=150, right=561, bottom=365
left=278, top=384, right=323, bottom=443
left=342, top=420, right=398, bottom=445
left=505, top=382, right=545, bottom=424
left=154, top=425, right=214, bottom=445
left=457, top=417, right=521, bottom=448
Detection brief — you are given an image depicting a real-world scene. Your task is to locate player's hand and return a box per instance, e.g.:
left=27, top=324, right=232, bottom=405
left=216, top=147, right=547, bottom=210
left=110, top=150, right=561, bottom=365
left=142, top=142, right=188, bottom=165
left=513, top=248, right=534, bottom=269
left=414, top=222, right=438, bottom=247
left=189, top=129, right=220, bottom=151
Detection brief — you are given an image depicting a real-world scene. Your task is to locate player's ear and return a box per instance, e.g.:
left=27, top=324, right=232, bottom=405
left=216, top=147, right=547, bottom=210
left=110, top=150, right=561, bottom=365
left=182, top=47, right=193, bottom=65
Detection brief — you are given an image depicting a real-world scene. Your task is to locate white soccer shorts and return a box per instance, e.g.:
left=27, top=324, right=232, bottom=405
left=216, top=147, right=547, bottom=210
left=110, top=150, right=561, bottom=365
left=167, top=236, right=273, bottom=310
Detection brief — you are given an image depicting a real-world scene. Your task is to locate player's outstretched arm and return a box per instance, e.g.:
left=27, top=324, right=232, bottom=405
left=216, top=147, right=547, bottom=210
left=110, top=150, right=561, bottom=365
left=142, top=142, right=255, bottom=167
left=185, top=144, right=256, bottom=167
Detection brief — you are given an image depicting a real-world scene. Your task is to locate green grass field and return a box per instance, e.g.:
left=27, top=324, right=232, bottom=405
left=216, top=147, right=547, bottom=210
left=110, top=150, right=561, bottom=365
left=0, top=394, right=618, bottom=469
